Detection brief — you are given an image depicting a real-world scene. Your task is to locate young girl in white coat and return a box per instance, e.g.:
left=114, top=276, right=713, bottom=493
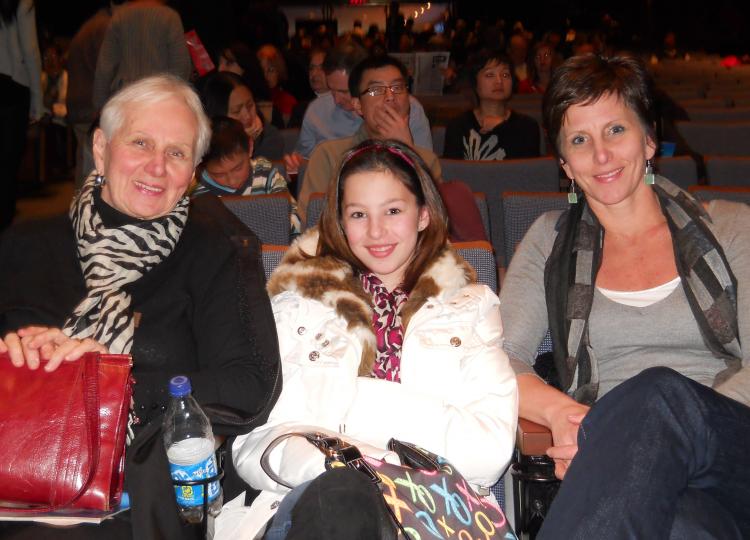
left=218, top=139, right=518, bottom=539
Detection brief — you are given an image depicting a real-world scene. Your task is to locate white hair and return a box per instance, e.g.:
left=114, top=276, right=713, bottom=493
left=99, top=74, right=211, bottom=166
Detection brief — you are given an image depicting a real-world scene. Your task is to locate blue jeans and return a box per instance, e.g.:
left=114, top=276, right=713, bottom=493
left=539, top=367, right=750, bottom=539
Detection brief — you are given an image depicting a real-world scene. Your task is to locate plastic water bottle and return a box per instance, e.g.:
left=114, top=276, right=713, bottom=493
left=163, top=375, right=222, bottom=524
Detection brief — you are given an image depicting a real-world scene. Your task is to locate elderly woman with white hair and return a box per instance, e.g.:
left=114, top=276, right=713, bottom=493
left=0, top=74, right=280, bottom=539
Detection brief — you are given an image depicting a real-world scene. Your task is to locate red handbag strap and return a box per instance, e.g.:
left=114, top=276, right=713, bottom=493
left=0, top=355, right=102, bottom=514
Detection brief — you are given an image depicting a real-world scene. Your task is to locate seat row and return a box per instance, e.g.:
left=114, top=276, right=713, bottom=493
left=224, top=156, right=750, bottom=262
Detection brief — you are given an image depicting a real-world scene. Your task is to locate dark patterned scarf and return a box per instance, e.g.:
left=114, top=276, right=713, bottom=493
left=62, top=173, right=189, bottom=354
left=361, top=273, right=409, bottom=382
left=544, top=176, right=741, bottom=404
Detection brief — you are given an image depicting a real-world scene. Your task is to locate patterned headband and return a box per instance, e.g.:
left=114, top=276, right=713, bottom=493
left=342, top=142, right=417, bottom=170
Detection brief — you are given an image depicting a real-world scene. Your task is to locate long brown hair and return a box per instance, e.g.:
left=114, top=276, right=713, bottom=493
left=318, top=139, right=448, bottom=291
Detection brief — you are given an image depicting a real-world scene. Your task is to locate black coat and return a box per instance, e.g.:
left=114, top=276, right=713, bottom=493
left=0, top=195, right=281, bottom=539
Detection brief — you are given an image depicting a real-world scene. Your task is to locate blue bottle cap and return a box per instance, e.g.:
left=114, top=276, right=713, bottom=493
left=168, top=375, right=192, bottom=397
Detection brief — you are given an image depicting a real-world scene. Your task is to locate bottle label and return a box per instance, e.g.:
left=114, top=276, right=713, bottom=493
left=169, top=453, right=220, bottom=507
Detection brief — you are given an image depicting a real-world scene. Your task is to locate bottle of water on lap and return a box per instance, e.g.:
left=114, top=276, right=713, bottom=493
left=163, top=375, right=223, bottom=523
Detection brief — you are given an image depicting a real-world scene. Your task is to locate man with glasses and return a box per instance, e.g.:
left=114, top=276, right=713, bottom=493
left=284, top=46, right=433, bottom=186
left=298, top=56, right=485, bottom=243
left=298, top=55, right=438, bottom=223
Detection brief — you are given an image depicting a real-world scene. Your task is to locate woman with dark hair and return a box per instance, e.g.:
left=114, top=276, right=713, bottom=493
left=500, top=54, right=750, bottom=538
left=200, top=70, right=284, bottom=160
left=0, top=0, right=42, bottom=229
left=219, top=139, right=518, bottom=538
left=443, top=50, right=539, bottom=160
left=517, top=41, right=554, bottom=94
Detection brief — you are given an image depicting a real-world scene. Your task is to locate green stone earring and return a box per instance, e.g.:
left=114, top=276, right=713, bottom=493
left=568, top=178, right=578, bottom=204
left=644, top=159, right=655, bottom=185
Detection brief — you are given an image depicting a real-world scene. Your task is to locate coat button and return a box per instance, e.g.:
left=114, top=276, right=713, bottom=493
left=321, top=340, right=330, bottom=348
left=297, top=326, right=306, bottom=335
left=315, top=332, right=323, bottom=340
left=450, top=336, right=462, bottom=347
left=309, top=351, right=320, bottom=361
left=426, top=304, right=434, bottom=309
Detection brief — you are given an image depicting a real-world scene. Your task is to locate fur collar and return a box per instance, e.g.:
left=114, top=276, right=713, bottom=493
left=267, top=229, right=476, bottom=376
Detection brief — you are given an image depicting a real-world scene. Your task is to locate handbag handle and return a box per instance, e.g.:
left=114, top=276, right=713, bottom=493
left=0, top=355, right=102, bottom=513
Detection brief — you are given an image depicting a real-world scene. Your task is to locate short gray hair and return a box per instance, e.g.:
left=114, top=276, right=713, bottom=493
left=99, top=74, right=211, bottom=166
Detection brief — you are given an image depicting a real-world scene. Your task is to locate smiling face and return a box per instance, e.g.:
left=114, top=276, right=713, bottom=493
left=476, top=59, right=513, bottom=102
left=342, top=169, right=429, bottom=291
left=559, top=92, right=657, bottom=211
left=93, top=98, right=197, bottom=219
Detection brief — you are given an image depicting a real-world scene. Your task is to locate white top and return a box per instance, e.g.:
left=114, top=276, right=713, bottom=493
left=597, top=276, right=682, bottom=307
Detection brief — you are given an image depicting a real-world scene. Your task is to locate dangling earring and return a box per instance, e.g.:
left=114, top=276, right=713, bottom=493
left=94, top=173, right=106, bottom=187
left=644, top=159, right=655, bottom=185
left=568, top=178, right=578, bottom=204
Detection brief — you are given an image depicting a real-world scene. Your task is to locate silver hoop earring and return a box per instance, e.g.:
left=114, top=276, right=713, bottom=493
left=644, top=159, right=655, bottom=185
left=568, top=178, right=578, bottom=204
left=94, top=173, right=106, bottom=187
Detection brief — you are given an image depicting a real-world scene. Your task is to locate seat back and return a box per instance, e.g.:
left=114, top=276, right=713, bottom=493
left=654, top=156, right=698, bottom=190
left=705, top=156, right=750, bottom=186
left=502, top=192, right=568, bottom=265
left=675, top=121, right=750, bottom=157
left=305, top=192, right=326, bottom=230
left=261, top=244, right=288, bottom=280
left=688, top=185, right=750, bottom=205
left=432, top=125, right=446, bottom=157
left=685, top=107, right=750, bottom=122
left=440, top=157, right=560, bottom=263
left=473, top=192, right=491, bottom=242
left=453, top=240, right=497, bottom=293
left=222, top=193, right=292, bottom=245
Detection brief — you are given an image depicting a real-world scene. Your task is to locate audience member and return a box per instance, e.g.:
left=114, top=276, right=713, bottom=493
left=518, top=41, right=554, bottom=94
left=284, top=43, right=432, bottom=174
left=300, top=55, right=486, bottom=242
left=299, top=55, right=438, bottom=223
left=199, top=71, right=284, bottom=160
left=0, top=74, right=280, bottom=538
left=193, top=116, right=301, bottom=236
left=66, top=1, right=112, bottom=187
left=92, top=0, right=192, bottom=110
left=507, top=33, right=530, bottom=88
left=500, top=54, right=750, bottom=538
left=257, top=44, right=297, bottom=127
left=217, top=139, right=517, bottom=539
left=0, top=0, right=42, bottom=230
left=288, top=47, right=327, bottom=128
left=444, top=50, right=540, bottom=160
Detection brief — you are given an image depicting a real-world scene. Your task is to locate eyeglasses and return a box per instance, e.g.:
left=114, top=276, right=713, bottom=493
left=360, top=83, right=408, bottom=97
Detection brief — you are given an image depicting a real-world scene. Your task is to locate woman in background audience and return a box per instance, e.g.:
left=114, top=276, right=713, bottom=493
left=217, top=139, right=517, bottom=539
left=257, top=44, right=297, bottom=128
left=501, top=54, right=750, bottom=539
left=517, top=41, right=554, bottom=94
left=443, top=50, right=540, bottom=160
left=200, top=70, right=284, bottom=160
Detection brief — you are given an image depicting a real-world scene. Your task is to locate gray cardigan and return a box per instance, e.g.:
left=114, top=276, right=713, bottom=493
left=500, top=199, right=750, bottom=407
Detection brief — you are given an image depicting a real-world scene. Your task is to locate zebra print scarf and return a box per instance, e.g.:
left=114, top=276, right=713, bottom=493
left=62, top=173, right=189, bottom=353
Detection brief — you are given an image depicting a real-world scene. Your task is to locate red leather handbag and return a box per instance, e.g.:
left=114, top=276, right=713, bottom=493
left=0, top=352, right=133, bottom=512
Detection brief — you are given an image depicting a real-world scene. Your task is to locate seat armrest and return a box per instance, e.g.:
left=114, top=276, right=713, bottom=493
left=516, top=418, right=553, bottom=456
